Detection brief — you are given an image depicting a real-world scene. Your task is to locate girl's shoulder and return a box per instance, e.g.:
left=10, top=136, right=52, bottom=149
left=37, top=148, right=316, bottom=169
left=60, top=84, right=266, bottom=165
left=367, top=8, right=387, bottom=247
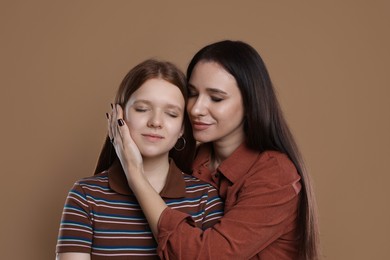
left=181, top=172, right=217, bottom=191
left=74, top=170, right=110, bottom=188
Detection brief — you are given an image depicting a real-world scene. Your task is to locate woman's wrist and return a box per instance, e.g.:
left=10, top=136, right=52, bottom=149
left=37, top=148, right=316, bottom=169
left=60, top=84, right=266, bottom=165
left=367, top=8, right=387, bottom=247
left=124, top=165, right=146, bottom=189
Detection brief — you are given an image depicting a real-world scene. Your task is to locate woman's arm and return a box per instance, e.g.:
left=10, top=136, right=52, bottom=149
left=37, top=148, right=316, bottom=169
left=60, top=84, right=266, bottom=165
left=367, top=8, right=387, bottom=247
left=108, top=105, right=168, bottom=237
left=109, top=105, right=301, bottom=259
left=56, top=253, right=90, bottom=260
left=157, top=178, right=301, bottom=259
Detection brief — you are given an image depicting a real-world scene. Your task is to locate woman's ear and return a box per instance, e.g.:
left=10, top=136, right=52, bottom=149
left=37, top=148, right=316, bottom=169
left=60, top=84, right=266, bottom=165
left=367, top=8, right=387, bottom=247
left=179, top=125, right=185, bottom=137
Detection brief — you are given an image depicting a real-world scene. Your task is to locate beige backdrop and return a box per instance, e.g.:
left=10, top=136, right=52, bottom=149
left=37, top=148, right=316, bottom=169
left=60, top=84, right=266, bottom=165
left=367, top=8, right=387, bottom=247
left=1, top=1, right=389, bottom=259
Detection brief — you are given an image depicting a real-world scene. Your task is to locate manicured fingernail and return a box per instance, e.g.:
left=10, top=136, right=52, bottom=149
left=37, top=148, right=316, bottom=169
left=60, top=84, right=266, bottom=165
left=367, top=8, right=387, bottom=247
left=105, top=113, right=109, bottom=119
left=118, top=119, right=124, bottom=126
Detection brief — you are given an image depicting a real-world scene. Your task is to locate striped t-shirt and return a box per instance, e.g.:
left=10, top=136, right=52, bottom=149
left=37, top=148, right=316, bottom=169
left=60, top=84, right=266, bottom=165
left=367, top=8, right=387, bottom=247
left=56, top=159, right=223, bottom=259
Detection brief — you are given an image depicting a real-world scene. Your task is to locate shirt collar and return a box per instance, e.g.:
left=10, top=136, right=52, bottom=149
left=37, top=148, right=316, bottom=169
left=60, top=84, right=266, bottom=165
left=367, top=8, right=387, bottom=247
left=193, top=142, right=260, bottom=183
left=108, top=159, right=186, bottom=198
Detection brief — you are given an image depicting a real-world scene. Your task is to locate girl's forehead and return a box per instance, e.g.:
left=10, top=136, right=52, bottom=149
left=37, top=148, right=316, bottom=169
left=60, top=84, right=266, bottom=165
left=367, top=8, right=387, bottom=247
left=126, top=78, right=185, bottom=109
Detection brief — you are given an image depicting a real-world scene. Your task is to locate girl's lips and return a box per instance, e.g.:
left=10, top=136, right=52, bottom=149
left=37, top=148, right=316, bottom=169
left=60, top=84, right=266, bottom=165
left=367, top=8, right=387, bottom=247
left=142, top=134, right=164, bottom=142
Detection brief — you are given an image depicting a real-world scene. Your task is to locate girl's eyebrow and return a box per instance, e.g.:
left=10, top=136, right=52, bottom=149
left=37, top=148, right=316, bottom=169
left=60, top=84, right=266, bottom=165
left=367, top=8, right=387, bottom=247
left=133, top=100, right=150, bottom=104
left=165, top=103, right=183, bottom=111
left=133, top=100, right=183, bottom=111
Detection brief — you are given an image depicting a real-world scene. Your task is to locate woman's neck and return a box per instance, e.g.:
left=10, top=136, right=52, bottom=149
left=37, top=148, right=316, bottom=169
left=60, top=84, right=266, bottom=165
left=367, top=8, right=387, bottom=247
left=211, top=137, right=244, bottom=170
left=142, top=155, right=170, bottom=193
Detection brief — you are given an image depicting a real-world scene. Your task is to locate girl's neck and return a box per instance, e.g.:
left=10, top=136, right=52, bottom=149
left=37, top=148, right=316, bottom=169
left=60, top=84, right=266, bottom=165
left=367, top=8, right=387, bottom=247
left=142, top=155, right=170, bottom=193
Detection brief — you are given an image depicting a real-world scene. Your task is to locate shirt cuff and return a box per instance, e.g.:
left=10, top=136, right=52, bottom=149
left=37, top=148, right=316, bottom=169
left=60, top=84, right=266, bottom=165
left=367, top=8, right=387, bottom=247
left=157, top=207, right=194, bottom=256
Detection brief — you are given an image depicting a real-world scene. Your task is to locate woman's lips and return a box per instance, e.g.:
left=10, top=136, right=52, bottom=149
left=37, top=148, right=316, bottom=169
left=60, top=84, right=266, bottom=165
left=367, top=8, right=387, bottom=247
left=192, top=121, right=212, bottom=131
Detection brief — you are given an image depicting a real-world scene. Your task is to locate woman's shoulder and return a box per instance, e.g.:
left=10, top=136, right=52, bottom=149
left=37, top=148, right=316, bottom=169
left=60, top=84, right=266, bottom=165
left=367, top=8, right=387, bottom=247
left=259, top=150, right=294, bottom=166
left=250, top=150, right=300, bottom=185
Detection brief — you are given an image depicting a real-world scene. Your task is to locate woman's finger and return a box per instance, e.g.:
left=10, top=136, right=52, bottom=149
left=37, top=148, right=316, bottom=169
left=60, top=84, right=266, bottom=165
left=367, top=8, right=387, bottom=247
left=106, top=113, right=114, bottom=146
left=115, top=104, right=125, bottom=141
left=110, top=103, right=118, bottom=144
left=115, top=104, right=140, bottom=155
left=116, top=104, right=124, bottom=120
left=114, top=106, right=143, bottom=172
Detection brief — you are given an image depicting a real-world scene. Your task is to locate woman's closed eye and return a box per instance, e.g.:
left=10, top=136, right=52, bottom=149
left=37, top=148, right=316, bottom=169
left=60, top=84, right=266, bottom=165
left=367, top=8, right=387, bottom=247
left=188, top=92, right=198, bottom=98
left=188, top=87, right=198, bottom=97
left=211, top=96, right=223, bottom=102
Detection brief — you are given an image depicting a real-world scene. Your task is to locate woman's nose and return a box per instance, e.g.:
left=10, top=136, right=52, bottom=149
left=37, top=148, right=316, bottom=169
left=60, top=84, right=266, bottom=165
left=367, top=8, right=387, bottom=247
left=188, top=96, right=207, bottom=117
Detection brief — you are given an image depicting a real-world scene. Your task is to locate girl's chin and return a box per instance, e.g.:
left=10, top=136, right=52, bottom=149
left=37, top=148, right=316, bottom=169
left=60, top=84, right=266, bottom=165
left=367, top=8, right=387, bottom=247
left=139, top=148, right=171, bottom=159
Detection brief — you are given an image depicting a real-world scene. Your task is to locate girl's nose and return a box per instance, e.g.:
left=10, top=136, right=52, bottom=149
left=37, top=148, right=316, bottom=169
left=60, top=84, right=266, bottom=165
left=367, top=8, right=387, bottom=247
left=147, top=112, right=163, bottom=128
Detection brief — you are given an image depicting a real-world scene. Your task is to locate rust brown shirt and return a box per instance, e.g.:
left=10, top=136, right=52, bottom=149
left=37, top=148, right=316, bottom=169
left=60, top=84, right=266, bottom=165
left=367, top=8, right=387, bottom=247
left=157, top=143, right=302, bottom=259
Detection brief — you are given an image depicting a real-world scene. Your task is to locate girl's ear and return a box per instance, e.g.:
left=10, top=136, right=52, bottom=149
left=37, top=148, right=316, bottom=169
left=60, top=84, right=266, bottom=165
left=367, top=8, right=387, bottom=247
left=180, top=124, right=185, bottom=137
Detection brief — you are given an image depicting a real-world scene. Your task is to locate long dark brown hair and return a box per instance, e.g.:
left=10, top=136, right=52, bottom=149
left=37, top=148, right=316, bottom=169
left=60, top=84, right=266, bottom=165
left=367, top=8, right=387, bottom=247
left=95, top=59, right=195, bottom=174
left=187, top=40, right=320, bottom=260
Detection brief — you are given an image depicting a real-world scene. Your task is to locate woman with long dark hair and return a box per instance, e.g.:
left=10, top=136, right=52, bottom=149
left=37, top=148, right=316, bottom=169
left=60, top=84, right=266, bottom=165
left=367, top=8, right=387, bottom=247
left=109, top=41, right=320, bottom=259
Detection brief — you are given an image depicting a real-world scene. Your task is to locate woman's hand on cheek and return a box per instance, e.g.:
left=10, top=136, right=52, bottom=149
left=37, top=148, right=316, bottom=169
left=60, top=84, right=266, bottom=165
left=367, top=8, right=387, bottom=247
left=107, top=104, right=144, bottom=182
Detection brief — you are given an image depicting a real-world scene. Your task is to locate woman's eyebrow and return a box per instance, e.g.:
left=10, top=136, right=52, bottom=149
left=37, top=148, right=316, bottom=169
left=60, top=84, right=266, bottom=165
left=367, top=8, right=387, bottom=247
left=206, top=88, right=228, bottom=95
left=188, top=84, right=228, bottom=95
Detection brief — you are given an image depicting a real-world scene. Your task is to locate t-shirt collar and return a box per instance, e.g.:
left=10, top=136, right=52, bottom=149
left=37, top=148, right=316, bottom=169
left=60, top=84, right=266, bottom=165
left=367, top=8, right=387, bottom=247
left=107, top=159, right=186, bottom=198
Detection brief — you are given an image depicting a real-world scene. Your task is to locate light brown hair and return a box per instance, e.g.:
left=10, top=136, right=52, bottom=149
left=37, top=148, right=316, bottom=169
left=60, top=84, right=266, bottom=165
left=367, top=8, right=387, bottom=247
left=95, top=59, right=195, bottom=174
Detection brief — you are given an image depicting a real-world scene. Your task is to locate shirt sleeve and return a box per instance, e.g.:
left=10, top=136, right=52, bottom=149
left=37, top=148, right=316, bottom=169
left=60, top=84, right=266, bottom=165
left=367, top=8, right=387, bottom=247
left=56, top=181, right=93, bottom=254
left=156, top=159, right=301, bottom=259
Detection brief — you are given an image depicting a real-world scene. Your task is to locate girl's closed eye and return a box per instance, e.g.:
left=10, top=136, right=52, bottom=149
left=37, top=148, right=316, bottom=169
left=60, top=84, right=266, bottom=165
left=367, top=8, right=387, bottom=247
left=134, top=106, right=149, bottom=112
left=167, top=113, right=178, bottom=118
left=166, top=110, right=179, bottom=118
